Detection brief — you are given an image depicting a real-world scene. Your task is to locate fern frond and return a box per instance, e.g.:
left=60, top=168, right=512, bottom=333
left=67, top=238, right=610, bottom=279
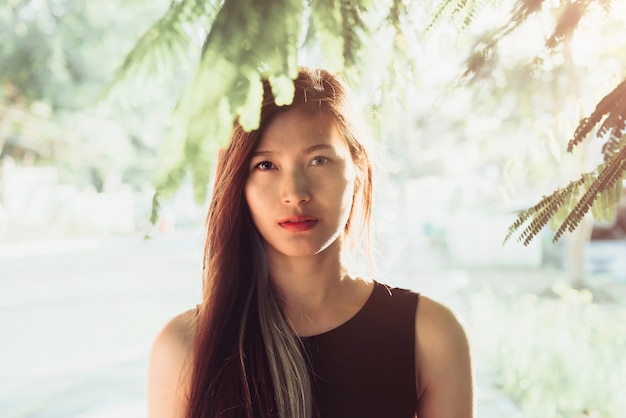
left=504, top=207, right=534, bottom=244
left=425, top=0, right=458, bottom=34
left=385, top=0, right=419, bottom=87
left=506, top=78, right=626, bottom=246
left=387, top=0, right=406, bottom=32
left=597, top=97, right=626, bottom=140
left=462, top=0, right=549, bottom=80
left=462, top=0, right=478, bottom=29
left=545, top=0, right=588, bottom=49
left=554, top=144, right=626, bottom=241
left=595, top=179, right=619, bottom=222
left=520, top=179, right=583, bottom=245
left=503, top=179, right=579, bottom=244
left=585, top=170, right=622, bottom=222
left=503, top=175, right=586, bottom=245
left=152, top=0, right=302, bottom=205
left=339, top=0, right=367, bottom=69
left=425, top=0, right=489, bottom=34
left=451, top=0, right=470, bottom=22
left=310, top=0, right=345, bottom=71
left=101, top=0, right=221, bottom=104
left=602, top=117, right=626, bottom=160
left=587, top=171, right=605, bottom=221
left=308, top=0, right=369, bottom=71
left=568, top=77, right=626, bottom=152
left=500, top=0, right=547, bottom=39
left=549, top=182, right=578, bottom=231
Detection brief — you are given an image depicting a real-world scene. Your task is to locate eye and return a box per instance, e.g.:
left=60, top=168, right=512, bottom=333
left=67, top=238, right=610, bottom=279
left=310, top=156, right=329, bottom=166
left=254, top=161, right=275, bottom=170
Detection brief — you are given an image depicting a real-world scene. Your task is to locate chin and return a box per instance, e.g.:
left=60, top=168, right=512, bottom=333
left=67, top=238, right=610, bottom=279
left=282, top=248, right=325, bottom=258
left=265, top=242, right=332, bottom=259
left=263, top=234, right=342, bottom=259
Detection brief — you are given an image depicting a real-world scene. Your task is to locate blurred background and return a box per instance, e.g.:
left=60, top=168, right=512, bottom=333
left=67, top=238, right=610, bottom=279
left=1, top=0, right=625, bottom=417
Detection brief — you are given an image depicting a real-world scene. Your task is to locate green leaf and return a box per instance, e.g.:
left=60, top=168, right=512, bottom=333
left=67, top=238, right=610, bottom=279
left=236, top=70, right=264, bottom=132
left=148, top=0, right=303, bottom=206
left=269, top=74, right=296, bottom=106
left=102, top=0, right=218, bottom=105
left=310, top=0, right=345, bottom=71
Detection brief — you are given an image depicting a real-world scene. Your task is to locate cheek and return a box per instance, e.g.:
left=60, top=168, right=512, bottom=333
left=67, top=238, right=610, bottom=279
left=245, top=179, right=273, bottom=223
left=244, top=182, right=259, bottom=215
left=343, top=164, right=358, bottom=200
left=341, top=168, right=360, bottom=222
left=337, top=174, right=357, bottom=215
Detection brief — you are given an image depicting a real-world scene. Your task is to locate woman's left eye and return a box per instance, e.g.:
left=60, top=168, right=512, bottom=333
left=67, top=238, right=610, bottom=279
left=311, top=156, right=329, bottom=166
left=254, top=161, right=275, bottom=170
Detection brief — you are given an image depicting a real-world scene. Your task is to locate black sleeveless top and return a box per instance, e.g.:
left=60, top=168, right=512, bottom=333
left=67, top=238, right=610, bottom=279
left=302, top=281, right=420, bottom=418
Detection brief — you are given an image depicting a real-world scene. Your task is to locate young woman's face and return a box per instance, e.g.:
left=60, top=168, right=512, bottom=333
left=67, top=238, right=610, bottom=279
left=245, top=108, right=357, bottom=259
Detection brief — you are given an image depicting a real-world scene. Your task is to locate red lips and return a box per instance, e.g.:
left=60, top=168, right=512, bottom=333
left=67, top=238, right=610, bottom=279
left=278, top=216, right=318, bottom=232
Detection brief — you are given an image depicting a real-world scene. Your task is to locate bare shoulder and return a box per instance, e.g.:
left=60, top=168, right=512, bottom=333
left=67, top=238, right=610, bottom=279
left=148, top=308, right=198, bottom=418
left=415, top=296, right=469, bottom=349
left=153, top=308, right=198, bottom=353
left=415, top=296, right=474, bottom=417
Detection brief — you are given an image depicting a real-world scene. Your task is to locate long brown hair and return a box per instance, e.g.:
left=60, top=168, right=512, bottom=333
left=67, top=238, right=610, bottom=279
left=186, top=68, right=373, bottom=418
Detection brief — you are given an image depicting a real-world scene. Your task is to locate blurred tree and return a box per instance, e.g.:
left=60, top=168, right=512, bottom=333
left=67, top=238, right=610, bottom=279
left=1, top=0, right=165, bottom=109
left=0, top=0, right=173, bottom=188
left=459, top=0, right=626, bottom=247
left=442, top=0, right=626, bottom=285
left=106, top=0, right=626, bottom=242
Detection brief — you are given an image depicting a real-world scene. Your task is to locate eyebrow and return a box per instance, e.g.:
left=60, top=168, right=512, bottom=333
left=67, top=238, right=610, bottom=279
left=251, top=144, right=333, bottom=157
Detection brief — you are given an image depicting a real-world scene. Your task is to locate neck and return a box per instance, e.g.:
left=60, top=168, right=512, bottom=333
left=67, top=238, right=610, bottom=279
left=266, top=241, right=348, bottom=309
left=262, top=238, right=374, bottom=337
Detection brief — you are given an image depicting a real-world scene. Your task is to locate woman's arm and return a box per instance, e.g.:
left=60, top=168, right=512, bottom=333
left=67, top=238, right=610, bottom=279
left=415, top=296, right=474, bottom=417
left=147, top=310, right=195, bottom=418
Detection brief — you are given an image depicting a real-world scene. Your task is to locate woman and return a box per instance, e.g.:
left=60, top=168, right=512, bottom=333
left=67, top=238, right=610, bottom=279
left=148, top=68, right=474, bottom=418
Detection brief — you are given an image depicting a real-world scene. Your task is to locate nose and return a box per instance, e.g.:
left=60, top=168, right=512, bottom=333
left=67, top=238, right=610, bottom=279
left=281, top=168, right=310, bottom=205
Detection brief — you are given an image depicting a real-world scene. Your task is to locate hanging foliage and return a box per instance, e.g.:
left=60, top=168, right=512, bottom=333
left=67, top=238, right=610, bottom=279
left=106, top=0, right=626, bottom=243
left=442, top=0, right=626, bottom=244
left=106, top=0, right=414, bottom=219
left=504, top=79, right=626, bottom=245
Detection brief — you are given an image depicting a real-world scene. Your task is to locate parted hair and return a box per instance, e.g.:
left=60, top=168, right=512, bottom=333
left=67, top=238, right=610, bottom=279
left=186, top=67, right=373, bottom=418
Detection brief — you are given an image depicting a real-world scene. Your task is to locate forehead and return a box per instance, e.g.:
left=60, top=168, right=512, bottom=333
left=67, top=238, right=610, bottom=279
left=257, top=107, right=348, bottom=152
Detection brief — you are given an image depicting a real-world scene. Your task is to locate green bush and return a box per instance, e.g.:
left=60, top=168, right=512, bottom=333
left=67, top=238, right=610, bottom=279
left=470, top=283, right=626, bottom=417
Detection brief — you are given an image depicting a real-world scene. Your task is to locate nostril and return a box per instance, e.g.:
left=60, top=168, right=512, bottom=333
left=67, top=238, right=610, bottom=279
left=281, top=175, right=310, bottom=204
